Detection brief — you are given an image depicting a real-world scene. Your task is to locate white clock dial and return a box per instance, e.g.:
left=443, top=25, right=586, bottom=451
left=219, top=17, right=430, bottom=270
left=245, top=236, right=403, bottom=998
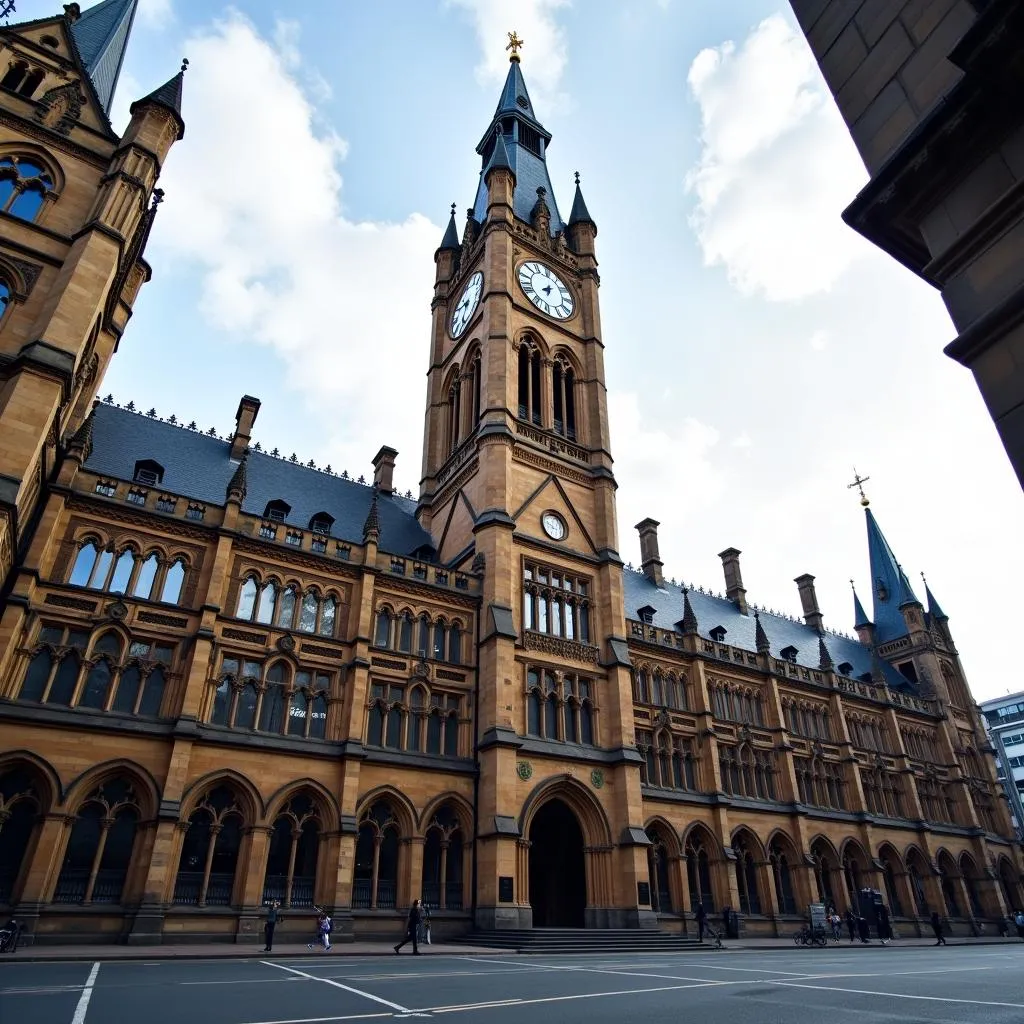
left=450, top=271, right=484, bottom=338
left=541, top=511, right=567, bottom=541
left=518, top=261, right=574, bottom=320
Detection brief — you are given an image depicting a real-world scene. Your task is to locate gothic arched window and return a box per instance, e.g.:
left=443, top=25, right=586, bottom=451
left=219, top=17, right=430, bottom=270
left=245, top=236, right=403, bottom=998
left=552, top=357, right=576, bottom=439
left=517, top=343, right=542, bottom=425
left=0, top=156, right=54, bottom=222
left=161, top=559, right=186, bottom=604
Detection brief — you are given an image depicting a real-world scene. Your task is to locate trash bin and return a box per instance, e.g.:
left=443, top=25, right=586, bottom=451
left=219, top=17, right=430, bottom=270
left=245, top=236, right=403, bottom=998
left=723, top=907, right=740, bottom=939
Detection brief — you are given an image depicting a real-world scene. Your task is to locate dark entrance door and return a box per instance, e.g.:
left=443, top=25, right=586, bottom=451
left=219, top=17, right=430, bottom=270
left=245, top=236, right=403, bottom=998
left=528, top=798, right=586, bottom=927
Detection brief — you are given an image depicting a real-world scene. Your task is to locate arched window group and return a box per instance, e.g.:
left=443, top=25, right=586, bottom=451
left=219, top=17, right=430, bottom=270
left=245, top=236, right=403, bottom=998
left=719, top=743, right=776, bottom=800
left=68, top=540, right=187, bottom=605
left=645, top=824, right=675, bottom=914
left=522, top=561, right=591, bottom=642
left=810, top=839, right=837, bottom=908
left=902, top=727, right=938, bottom=762
left=53, top=779, right=140, bottom=905
left=916, top=775, right=957, bottom=824
left=685, top=829, right=715, bottom=913
left=262, top=793, right=322, bottom=908
left=235, top=577, right=339, bottom=637
left=0, top=766, right=44, bottom=905
left=794, top=756, right=846, bottom=809
left=733, top=834, right=762, bottom=915
left=366, top=683, right=461, bottom=756
left=373, top=608, right=463, bottom=665
left=636, top=729, right=696, bottom=791
left=783, top=699, right=830, bottom=740
left=19, top=626, right=171, bottom=718
left=710, top=683, right=764, bottom=726
left=517, top=342, right=577, bottom=438
left=768, top=838, right=797, bottom=915
left=173, top=786, right=245, bottom=906
left=860, top=766, right=906, bottom=818
left=631, top=667, right=688, bottom=710
left=0, top=154, right=54, bottom=221
left=525, top=668, right=595, bottom=746
left=353, top=799, right=401, bottom=909
left=211, top=657, right=330, bottom=740
left=422, top=805, right=465, bottom=910
left=443, top=353, right=483, bottom=455
left=906, top=849, right=931, bottom=915
left=1, top=63, right=46, bottom=99
left=841, top=845, right=868, bottom=910
left=847, top=715, right=888, bottom=752
left=878, top=846, right=904, bottom=917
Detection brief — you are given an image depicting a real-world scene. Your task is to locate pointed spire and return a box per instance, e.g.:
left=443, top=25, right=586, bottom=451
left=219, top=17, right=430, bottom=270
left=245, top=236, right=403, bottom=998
left=818, top=634, right=834, bottom=671
left=568, top=171, right=596, bottom=229
left=226, top=452, right=247, bottom=503
left=69, top=0, right=138, bottom=116
left=864, top=508, right=919, bottom=642
left=852, top=582, right=871, bottom=629
left=680, top=587, right=698, bottom=635
left=923, top=575, right=948, bottom=621
left=362, top=488, right=381, bottom=544
left=129, top=58, right=186, bottom=140
left=754, top=610, right=770, bottom=655
left=484, top=125, right=514, bottom=180
left=67, top=401, right=97, bottom=462
left=438, top=202, right=460, bottom=252
left=493, top=54, right=535, bottom=121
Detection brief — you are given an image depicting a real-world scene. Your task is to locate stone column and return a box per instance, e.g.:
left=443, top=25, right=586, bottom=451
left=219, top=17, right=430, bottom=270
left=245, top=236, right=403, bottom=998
left=236, top=826, right=272, bottom=944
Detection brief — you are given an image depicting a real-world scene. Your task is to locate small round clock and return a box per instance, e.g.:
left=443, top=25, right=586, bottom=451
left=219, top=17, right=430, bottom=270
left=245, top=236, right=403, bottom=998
left=518, top=261, right=574, bottom=320
left=541, top=511, right=567, bottom=541
left=450, top=270, right=484, bottom=338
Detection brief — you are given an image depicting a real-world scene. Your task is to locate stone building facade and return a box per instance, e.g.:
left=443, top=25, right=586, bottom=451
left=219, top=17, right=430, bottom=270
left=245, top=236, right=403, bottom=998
left=788, top=0, right=1024, bottom=490
left=0, top=2, right=1020, bottom=945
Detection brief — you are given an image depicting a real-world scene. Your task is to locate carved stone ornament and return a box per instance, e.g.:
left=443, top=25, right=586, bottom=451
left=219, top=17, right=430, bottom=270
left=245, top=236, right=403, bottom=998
left=413, top=658, right=431, bottom=680
left=655, top=710, right=671, bottom=729
left=590, top=768, right=604, bottom=789
left=107, top=600, right=128, bottom=620
left=276, top=634, right=296, bottom=654
left=516, top=760, right=533, bottom=781
left=35, top=82, right=84, bottom=135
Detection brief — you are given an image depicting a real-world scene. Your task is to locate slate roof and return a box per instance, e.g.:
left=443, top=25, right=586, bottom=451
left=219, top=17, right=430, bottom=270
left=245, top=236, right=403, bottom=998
left=83, top=404, right=435, bottom=557
left=622, top=568, right=915, bottom=692
left=865, top=508, right=920, bottom=643
left=568, top=178, right=595, bottom=228
left=130, top=66, right=185, bottom=138
left=471, top=61, right=564, bottom=234
left=69, top=0, right=137, bottom=115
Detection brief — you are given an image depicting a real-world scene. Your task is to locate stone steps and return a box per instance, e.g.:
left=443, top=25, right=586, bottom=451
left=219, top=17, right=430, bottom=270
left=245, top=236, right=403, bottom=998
left=450, top=928, right=707, bottom=953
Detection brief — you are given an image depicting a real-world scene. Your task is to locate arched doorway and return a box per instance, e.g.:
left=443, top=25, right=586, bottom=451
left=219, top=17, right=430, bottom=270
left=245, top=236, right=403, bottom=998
left=529, top=799, right=585, bottom=927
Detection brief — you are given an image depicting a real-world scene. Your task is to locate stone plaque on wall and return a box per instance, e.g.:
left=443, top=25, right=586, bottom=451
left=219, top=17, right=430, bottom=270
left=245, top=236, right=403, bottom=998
left=637, top=881, right=651, bottom=906
left=498, top=876, right=514, bottom=903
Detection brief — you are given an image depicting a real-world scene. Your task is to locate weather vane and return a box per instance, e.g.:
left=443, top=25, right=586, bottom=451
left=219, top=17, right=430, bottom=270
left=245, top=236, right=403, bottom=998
left=506, top=30, right=524, bottom=62
left=847, top=467, right=870, bottom=507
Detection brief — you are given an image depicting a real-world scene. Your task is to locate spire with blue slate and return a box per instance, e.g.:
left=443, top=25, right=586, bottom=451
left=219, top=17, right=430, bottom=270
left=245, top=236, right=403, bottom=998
left=864, top=507, right=919, bottom=643
left=69, top=0, right=138, bottom=116
left=438, top=203, right=460, bottom=253
left=923, top=577, right=948, bottom=621
left=568, top=171, right=595, bottom=230
left=852, top=585, right=871, bottom=629
left=471, top=40, right=564, bottom=234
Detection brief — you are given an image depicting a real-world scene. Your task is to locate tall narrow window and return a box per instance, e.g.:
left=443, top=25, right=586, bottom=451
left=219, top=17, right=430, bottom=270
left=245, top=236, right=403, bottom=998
left=417, top=614, right=430, bottom=656
left=69, top=542, right=100, bottom=587
left=374, top=609, right=392, bottom=648
left=448, top=624, right=462, bottom=665
left=299, top=591, right=319, bottom=633
left=0, top=157, right=54, bottom=222
left=237, top=577, right=258, bottom=619
left=398, top=613, right=413, bottom=653
left=471, top=354, right=482, bottom=427
left=132, top=554, right=159, bottom=600
left=318, top=596, right=337, bottom=637
left=448, top=380, right=461, bottom=452
left=161, top=560, right=186, bottom=604
left=108, top=550, right=135, bottom=594
left=276, top=586, right=297, bottom=628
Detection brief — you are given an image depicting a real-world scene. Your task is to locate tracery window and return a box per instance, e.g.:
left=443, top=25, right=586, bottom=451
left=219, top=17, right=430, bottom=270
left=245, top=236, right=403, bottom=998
left=262, top=793, right=321, bottom=908
left=768, top=839, right=797, bottom=915
left=422, top=804, right=464, bottom=910
left=372, top=607, right=464, bottom=664
left=632, top=667, right=689, bottom=710
left=551, top=356, right=576, bottom=439
left=901, top=727, right=938, bottom=762
left=447, top=368, right=462, bottom=453
left=847, top=715, right=888, bottom=752
left=67, top=540, right=187, bottom=605
left=173, top=785, right=245, bottom=907
left=525, top=668, right=595, bottom=745
left=861, top=766, right=906, bottom=818
left=733, top=835, right=762, bottom=915
left=0, top=766, right=44, bottom=906
left=0, top=279, right=9, bottom=319
left=710, top=682, right=764, bottom=726
left=517, top=342, right=542, bottom=425
left=522, top=561, right=591, bottom=642
left=636, top=729, right=696, bottom=790
left=366, top=683, right=462, bottom=756
left=916, top=775, right=957, bottom=824
left=53, top=779, right=140, bottom=905
left=0, top=155, right=54, bottom=221
left=19, top=626, right=172, bottom=717
left=685, top=832, right=715, bottom=912
left=794, top=756, right=846, bottom=810
left=211, top=655, right=330, bottom=740
left=718, top=743, right=776, bottom=800
left=235, top=576, right=339, bottom=637
left=783, top=699, right=830, bottom=740
left=353, top=799, right=401, bottom=909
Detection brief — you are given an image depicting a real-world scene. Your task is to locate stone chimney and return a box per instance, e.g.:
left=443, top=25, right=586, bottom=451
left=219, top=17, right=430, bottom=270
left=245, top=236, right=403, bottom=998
left=230, top=395, right=260, bottom=460
left=718, top=547, right=747, bottom=614
left=372, top=446, right=398, bottom=495
left=635, top=518, right=664, bottom=587
left=795, top=574, right=824, bottom=632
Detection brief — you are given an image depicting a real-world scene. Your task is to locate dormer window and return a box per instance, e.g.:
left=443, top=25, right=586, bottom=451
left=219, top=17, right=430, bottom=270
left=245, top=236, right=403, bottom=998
left=837, top=661, right=853, bottom=676
left=709, top=626, right=727, bottom=643
left=780, top=645, right=798, bottom=664
left=263, top=499, right=291, bottom=523
left=309, top=513, right=334, bottom=536
left=133, top=459, right=164, bottom=487
left=637, top=605, right=656, bottom=625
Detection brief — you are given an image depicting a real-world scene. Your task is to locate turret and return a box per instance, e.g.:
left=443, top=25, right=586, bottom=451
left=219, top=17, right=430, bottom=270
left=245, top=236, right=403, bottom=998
left=435, top=203, right=461, bottom=284
left=484, top=125, right=515, bottom=217
left=567, top=172, right=597, bottom=256
left=852, top=583, right=873, bottom=645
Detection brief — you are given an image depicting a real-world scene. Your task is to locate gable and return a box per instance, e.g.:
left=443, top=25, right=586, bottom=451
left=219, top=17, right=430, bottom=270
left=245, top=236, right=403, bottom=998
left=511, top=474, right=597, bottom=556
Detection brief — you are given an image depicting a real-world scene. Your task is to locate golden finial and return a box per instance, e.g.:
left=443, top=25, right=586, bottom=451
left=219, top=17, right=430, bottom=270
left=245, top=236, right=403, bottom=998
left=506, top=30, right=524, bottom=63
left=847, top=467, right=870, bottom=507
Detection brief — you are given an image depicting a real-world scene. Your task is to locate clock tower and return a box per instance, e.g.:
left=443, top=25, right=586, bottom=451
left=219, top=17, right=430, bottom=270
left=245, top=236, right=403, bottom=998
left=419, top=42, right=652, bottom=929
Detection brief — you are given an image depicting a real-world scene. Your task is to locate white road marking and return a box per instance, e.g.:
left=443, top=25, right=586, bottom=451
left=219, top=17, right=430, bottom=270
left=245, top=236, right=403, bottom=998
left=260, top=961, right=412, bottom=1014
left=70, top=962, right=100, bottom=1024
left=769, top=979, right=1024, bottom=1009
left=239, top=1015, right=392, bottom=1024
left=181, top=976, right=307, bottom=986
left=0, top=985, right=91, bottom=995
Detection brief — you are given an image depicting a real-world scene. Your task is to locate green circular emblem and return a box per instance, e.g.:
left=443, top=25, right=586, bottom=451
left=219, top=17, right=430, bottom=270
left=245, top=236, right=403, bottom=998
left=591, top=769, right=604, bottom=789
left=516, top=760, right=533, bottom=781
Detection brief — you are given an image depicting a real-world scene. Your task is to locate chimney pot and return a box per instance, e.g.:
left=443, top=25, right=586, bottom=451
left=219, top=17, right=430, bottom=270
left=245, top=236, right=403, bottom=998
left=635, top=518, right=664, bottom=588
left=794, top=573, right=824, bottom=632
left=230, top=395, right=260, bottom=460
left=372, top=445, right=398, bottom=495
left=718, top=547, right=748, bottom=614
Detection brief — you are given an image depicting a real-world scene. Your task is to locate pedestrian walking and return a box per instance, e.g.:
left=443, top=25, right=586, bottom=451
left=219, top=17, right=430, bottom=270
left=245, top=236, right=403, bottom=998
left=1015, top=909, right=1024, bottom=940
left=395, top=898, right=423, bottom=955
left=420, top=903, right=432, bottom=946
left=695, top=901, right=708, bottom=943
left=844, top=909, right=856, bottom=942
left=263, top=899, right=280, bottom=953
left=878, top=903, right=892, bottom=945
left=930, top=911, right=947, bottom=946
left=307, top=905, right=332, bottom=951
left=856, top=914, right=870, bottom=944
left=830, top=911, right=842, bottom=942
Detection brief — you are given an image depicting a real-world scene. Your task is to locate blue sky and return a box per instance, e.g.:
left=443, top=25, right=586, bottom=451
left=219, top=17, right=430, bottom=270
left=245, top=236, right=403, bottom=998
left=26, top=0, right=1024, bottom=698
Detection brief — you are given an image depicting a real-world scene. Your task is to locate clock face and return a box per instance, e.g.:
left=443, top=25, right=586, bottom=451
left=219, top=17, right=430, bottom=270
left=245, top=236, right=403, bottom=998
left=450, top=271, right=484, bottom=338
left=518, top=261, right=574, bottom=320
left=541, top=511, right=567, bottom=541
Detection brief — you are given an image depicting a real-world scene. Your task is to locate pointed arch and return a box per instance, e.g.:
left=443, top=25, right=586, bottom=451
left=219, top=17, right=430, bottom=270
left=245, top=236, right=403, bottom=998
left=264, top=778, right=341, bottom=832
left=355, top=785, right=417, bottom=837
left=419, top=791, right=473, bottom=836
left=730, top=824, right=766, bottom=860
left=179, top=769, right=264, bottom=824
left=62, top=759, right=159, bottom=820
left=643, top=815, right=682, bottom=858
left=839, top=836, right=871, bottom=865
left=518, top=774, right=613, bottom=848
left=0, top=749, right=61, bottom=809
left=681, top=819, right=720, bottom=852
left=765, top=827, right=800, bottom=858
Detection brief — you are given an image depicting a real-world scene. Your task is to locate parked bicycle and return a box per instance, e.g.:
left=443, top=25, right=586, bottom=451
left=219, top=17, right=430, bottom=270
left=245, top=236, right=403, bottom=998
left=793, top=923, right=828, bottom=947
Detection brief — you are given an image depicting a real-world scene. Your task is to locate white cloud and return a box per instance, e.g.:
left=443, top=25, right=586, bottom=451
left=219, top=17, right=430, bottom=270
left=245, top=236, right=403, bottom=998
left=137, top=0, right=174, bottom=30
left=446, top=0, right=571, bottom=112
left=685, top=15, right=870, bottom=301
left=149, top=12, right=435, bottom=478
left=809, top=329, right=829, bottom=351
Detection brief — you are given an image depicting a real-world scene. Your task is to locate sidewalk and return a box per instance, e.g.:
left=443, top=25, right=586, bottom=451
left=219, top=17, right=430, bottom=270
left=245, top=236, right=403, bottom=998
left=3, top=935, right=1022, bottom=962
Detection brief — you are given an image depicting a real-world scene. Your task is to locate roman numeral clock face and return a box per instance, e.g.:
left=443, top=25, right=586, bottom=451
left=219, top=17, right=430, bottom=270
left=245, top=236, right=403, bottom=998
left=450, top=271, right=484, bottom=339
left=518, top=261, right=575, bottom=320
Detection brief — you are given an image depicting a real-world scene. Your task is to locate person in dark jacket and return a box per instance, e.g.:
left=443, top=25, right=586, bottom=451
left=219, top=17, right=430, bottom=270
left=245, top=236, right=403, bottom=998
left=263, top=899, right=280, bottom=952
left=931, top=911, right=947, bottom=946
left=844, top=909, right=856, bottom=942
left=878, top=904, right=892, bottom=945
left=395, top=898, right=422, bottom=955
left=695, top=902, right=708, bottom=943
